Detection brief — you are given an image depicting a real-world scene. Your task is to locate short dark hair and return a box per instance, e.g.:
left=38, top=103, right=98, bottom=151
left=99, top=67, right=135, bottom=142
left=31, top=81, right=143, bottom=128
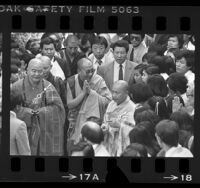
left=149, top=55, right=166, bottom=73
left=134, top=63, right=147, bottom=75
left=121, top=143, right=148, bottom=157
left=81, top=122, right=104, bottom=144
left=163, top=56, right=176, bottom=75
left=10, top=88, right=23, bottom=111
left=129, top=33, right=145, bottom=40
left=40, top=37, right=56, bottom=49
left=129, top=126, right=154, bottom=147
left=168, top=34, right=184, bottom=48
left=170, top=111, right=193, bottom=133
left=167, top=72, right=188, bottom=94
left=147, top=74, right=168, bottom=97
left=134, top=109, right=160, bottom=127
left=143, top=64, right=160, bottom=75
left=129, top=83, right=153, bottom=103
left=91, top=36, right=108, bottom=49
left=156, top=119, right=179, bottom=147
left=25, top=38, right=40, bottom=50
left=112, top=40, right=129, bottom=53
left=70, top=141, right=94, bottom=157
left=176, top=50, right=195, bottom=71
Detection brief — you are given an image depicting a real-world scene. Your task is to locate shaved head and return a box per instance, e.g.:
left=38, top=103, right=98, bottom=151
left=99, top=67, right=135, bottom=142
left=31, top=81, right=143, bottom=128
left=64, top=34, right=79, bottom=47
left=27, top=58, right=43, bottom=70
left=37, top=56, right=52, bottom=79
left=113, top=80, right=129, bottom=93
left=112, top=80, right=129, bottom=105
left=27, top=58, right=44, bottom=84
left=78, top=57, right=93, bottom=71
left=81, top=121, right=104, bottom=144
left=38, top=55, right=51, bottom=66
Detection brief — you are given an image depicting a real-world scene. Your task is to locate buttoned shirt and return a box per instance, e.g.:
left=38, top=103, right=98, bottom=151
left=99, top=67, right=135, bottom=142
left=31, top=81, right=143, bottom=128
left=113, top=60, right=127, bottom=83
left=51, top=57, right=65, bottom=80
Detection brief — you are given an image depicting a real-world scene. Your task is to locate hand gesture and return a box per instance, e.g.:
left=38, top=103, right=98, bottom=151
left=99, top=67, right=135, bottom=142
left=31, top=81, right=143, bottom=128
left=172, top=96, right=183, bottom=112
left=83, top=80, right=90, bottom=95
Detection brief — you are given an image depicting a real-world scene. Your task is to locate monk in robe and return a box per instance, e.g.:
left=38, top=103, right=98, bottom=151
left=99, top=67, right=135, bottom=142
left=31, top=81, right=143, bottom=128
left=102, top=80, right=136, bottom=156
left=39, top=55, right=69, bottom=155
left=66, top=58, right=112, bottom=148
left=11, top=58, right=66, bottom=156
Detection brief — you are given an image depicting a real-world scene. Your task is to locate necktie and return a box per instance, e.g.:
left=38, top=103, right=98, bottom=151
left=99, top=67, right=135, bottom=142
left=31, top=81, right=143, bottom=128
left=130, top=47, right=134, bottom=61
left=118, top=64, right=123, bottom=80
left=97, top=60, right=102, bottom=66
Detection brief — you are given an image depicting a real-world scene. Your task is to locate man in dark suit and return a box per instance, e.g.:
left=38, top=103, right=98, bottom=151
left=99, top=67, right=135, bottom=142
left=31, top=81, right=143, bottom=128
left=97, top=40, right=137, bottom=91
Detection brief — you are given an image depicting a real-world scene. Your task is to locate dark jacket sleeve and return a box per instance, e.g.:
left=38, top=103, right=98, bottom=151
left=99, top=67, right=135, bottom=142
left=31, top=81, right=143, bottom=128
left=56, top=56, right=71, bottom=79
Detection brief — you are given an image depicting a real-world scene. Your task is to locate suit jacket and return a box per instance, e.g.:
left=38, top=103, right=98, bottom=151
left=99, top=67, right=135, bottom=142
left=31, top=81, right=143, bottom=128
left=54, top=55, right=71, bottom=79
left=10, top=111, right=31, bottom=155
left=97, top=60, right=137, bottom=90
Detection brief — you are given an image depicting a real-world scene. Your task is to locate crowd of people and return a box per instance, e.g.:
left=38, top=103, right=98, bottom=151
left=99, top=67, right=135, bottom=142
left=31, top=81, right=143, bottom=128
left=9, top=33, right=195, bottom=157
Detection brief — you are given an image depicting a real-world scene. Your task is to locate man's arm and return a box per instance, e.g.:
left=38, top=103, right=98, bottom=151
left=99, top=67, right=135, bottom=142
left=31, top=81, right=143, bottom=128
left=16, top=122, right=31, bottom=155
left=66, top=81, right=87, bottom=109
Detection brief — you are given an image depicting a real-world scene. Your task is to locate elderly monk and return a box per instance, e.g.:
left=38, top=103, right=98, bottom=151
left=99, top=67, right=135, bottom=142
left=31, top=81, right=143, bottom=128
left=102, top=80, right=136, bottom=156
left=11, top=58, right=66, bottom=156
left=66, top=57, right=111, bottom=147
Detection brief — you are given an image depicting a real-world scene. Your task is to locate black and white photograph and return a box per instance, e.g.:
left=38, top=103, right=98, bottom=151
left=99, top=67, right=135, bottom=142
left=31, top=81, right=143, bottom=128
left=10, top=32, right=195, bottom=158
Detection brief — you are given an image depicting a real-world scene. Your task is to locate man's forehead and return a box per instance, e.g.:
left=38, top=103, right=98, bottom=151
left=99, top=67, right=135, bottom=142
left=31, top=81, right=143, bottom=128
left=43, top=43, right=54, bottom=48
left=28, top=60, right=43, bottom=69
left=68, top=41, right=79, bottom=47
left=130, top=34, right=141, bottom=37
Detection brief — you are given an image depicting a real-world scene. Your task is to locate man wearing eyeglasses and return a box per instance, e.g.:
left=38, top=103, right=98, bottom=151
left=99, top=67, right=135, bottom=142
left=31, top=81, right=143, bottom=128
left=11, top=58, right=66, bottom=156
left=127, top=33, right=148, bottom=64
left=66, top=58, right=112, bottom=149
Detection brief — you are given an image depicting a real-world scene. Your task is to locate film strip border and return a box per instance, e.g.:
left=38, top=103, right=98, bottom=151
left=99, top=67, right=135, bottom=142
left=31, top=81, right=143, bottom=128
left=0, top=6, right=198, bottom=31
left=0, top=5, right=200, bottom=183
left=4, top=157, right=195, bottom=183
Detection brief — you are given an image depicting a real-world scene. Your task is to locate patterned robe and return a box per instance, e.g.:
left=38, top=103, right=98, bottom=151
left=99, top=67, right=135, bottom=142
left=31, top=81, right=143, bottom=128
left=11, top=76, right=66, bottom=156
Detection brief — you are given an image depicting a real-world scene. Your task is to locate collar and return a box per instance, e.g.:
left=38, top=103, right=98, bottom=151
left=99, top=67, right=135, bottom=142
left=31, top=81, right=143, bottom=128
left=115, top=95, right=130, bottom=106
left=94, top=55, right=105, bottom=64
left=10, top=111, right=16, bottom=118
left=114, top=60, right=127, bottom=68
left=92, top=144, right=99, bottom=151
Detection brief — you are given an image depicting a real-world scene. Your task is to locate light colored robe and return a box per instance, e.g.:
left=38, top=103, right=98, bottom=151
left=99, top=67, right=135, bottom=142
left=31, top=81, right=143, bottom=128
left=66, top=73, right=112, bottom=144
left=103, top=96, right=136, bottom=156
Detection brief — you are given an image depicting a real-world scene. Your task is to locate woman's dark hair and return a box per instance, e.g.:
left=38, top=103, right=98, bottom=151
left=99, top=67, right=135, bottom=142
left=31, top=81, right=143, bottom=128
left=10, top=88, right=23, bottom=111
left=70, top=141, right=94, bottom=157
left=163, top=56, right=176, bottom=75
left=143, top=64, right=160, bottom=75
left=170, top=111, right=193, bottom=133
left=121, top=143, right=148, bottom=157
left=168, top=34, right=184, bottom=49
left=112, top=40, right=129, bottom=53
left=167, top=72, right=188, bottom=94
left=134, top=109, right=160, bottom=128
left=129, top=126, right=160, bottom=156
left=40, top=37, right=56, bottom=49
left=149, top=55, right=166, bottom=73
left=147, top=74, right=168, bottom=97
left=155, top=119, right=179, bottom=147
left=136, top=121, right=156, bottom=141
left=134, top=63, right=147, bottom=75
left=129, top=83, right=153, bottom=104
left=176, top=50, right=195, bottom=72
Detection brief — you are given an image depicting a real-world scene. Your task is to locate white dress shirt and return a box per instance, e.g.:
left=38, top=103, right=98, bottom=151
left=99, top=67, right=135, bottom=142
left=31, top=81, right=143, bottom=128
left=50, top=57, right=65, bottom=80
left=113, top=60, right=127, bottom=83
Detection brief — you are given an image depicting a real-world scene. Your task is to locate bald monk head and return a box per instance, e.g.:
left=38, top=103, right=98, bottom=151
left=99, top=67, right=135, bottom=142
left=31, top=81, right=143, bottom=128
left=112, top=80, right=129, bottom=105
left=63, top=35, right=79, bottom=57
left=27, top=58, right=44, bottom=84
left=78, top=58, right=94, bottom=82
left=81, top=121, right=104, bottom=144
left=37, top=56, right=52, bottom=79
